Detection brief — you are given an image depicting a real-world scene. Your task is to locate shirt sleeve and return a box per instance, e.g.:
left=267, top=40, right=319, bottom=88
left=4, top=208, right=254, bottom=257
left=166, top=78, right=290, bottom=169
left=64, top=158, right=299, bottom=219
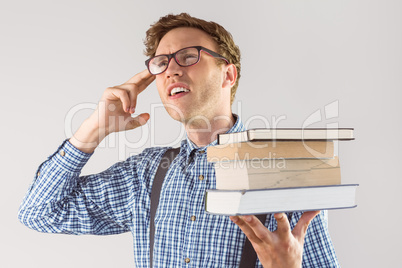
left=18, top=140, right=139, bottom=235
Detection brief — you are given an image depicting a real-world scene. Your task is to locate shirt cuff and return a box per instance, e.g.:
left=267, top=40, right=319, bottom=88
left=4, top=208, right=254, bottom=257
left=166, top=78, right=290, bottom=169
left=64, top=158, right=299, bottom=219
left=52, top=139, right=93, bottom=173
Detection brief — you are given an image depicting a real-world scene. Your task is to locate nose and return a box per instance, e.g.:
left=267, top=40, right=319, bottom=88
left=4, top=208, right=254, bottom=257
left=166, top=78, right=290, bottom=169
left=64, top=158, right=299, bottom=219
left=164, top=57, right=183, bottom=78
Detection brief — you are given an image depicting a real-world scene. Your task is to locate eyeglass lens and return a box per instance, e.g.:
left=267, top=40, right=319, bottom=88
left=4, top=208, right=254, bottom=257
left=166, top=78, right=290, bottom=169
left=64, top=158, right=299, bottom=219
left=148, top=47, right=200, bottom=75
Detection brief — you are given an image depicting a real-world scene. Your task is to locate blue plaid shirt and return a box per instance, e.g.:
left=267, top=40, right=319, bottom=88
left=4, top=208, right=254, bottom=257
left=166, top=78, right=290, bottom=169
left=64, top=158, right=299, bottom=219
left=19, top=115, right=340, bottom=267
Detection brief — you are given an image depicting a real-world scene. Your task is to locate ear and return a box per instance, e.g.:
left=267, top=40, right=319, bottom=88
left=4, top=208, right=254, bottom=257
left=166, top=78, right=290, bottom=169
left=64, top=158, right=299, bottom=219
left=222, top=64, right=237, bottom=89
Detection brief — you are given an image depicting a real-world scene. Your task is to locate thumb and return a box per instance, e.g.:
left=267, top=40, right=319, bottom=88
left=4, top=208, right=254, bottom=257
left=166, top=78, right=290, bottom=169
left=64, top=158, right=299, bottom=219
left=127, top=113, right=150, bottom=130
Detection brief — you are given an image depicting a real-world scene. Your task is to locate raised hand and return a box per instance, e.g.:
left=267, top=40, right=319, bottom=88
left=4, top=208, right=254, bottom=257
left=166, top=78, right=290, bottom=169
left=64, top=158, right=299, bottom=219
left=230, top=211, right=320, bottom=268
left=70, top=70, right=155, bottom=153
left=94, top=69, right=155, bottom=134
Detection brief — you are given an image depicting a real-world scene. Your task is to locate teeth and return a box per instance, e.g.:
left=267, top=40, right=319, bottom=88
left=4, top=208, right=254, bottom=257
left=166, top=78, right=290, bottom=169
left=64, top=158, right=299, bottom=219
left=171, top=87, right=189, bottom=96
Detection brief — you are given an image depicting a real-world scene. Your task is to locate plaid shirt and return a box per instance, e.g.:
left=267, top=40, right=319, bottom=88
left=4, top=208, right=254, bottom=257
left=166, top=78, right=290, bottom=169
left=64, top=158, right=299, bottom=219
left=19, top=116, right=340, bottom=267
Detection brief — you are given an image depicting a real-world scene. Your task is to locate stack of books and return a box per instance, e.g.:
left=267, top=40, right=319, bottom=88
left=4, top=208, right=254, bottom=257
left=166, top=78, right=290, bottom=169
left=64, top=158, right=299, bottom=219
left=205, top=128, right=358, bottom=215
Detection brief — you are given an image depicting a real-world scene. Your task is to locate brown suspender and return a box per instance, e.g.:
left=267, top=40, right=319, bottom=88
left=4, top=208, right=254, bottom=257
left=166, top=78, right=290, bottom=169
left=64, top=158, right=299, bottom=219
left=150, top=148, right=267, bottom=267
left=150, top=148, right=180, bottom=268
left=238, top=214, right=268, bottom=268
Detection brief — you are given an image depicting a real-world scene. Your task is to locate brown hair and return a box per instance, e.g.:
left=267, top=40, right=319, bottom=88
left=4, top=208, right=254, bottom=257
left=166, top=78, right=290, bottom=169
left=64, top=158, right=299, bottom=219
left=144, top=13, right=241, bottom=104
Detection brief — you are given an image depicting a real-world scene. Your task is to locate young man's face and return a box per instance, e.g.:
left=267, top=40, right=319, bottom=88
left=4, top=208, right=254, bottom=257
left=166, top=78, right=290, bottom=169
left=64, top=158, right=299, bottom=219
left=154, top=27, right=232, bottom=125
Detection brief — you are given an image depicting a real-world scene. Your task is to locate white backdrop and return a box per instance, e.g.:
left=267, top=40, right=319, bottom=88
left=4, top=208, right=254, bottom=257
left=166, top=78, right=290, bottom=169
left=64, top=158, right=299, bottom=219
left=1, top=0, right=401, bottom=267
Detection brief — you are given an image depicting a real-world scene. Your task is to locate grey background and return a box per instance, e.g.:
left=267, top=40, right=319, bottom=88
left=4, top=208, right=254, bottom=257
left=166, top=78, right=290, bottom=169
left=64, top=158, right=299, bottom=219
left=1, top=0, right=401, bottom=267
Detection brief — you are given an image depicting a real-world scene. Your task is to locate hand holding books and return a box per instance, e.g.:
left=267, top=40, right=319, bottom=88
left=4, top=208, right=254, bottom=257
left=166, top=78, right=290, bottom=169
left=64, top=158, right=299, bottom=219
left=230, top=211, right=320, bottom=268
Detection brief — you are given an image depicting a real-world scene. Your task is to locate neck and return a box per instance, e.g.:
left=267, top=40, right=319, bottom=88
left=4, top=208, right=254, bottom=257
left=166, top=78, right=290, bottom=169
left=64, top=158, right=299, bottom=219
left=184, top=113, right=235, bottom=147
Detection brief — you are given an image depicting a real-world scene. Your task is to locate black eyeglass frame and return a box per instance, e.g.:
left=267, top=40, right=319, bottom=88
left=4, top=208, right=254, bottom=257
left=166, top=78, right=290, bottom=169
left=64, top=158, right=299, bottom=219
left=145, top=46, right=229, bottom=75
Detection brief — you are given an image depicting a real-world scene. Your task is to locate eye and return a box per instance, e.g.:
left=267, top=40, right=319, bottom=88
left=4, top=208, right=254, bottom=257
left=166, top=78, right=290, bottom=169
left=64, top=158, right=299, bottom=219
left=151, top=56, right=168, bottom=68
left=179, top=52, right=198, bottom=65
left=156, top=60, right=168, bottom=68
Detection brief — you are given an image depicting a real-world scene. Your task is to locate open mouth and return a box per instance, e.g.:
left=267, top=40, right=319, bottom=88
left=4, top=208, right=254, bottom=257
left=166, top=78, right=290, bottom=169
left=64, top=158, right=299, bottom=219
left=170, top=87, right=190, bottom=96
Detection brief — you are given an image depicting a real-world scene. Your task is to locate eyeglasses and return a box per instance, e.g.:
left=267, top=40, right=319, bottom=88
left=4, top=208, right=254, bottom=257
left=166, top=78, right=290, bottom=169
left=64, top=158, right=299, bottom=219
left=145, top=46, right=229, bottom=75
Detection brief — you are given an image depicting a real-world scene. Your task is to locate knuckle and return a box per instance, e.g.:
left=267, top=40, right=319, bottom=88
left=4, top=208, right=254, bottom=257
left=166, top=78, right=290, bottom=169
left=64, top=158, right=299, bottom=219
left=115, top=87, right=125, bottom=93
left=256, top=231, right=269, bottom=241
left=279, top=241, right=293, bottom=253
left=106, top=87, right=119, bottom=94
left=235, top=220, right=246, bottom=227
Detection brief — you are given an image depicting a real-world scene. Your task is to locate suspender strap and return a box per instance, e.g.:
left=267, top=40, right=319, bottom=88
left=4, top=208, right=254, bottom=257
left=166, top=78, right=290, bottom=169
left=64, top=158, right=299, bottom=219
left=150, top=148, right=180, bottom=268
left=150, top=147, right=267, bottom=268
left=239, top=214, right=268, bottom=268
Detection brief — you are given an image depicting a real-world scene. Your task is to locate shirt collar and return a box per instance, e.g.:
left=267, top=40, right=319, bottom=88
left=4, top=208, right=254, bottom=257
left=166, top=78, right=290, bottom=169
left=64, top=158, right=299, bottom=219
left=181, top=114, right=245, bottom=157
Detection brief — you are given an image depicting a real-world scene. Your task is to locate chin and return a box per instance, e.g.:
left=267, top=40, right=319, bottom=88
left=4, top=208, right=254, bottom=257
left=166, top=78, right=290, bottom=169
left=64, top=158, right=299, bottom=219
left=165, top=106, right=188, bottom=122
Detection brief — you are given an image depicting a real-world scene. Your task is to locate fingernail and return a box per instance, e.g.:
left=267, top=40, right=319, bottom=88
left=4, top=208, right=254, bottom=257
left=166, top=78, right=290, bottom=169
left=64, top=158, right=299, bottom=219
left=244, top=216, right=252, bottom=222
left=230, top=216, right=238, bottom=223
left=274, top=213, right=284, bottom=219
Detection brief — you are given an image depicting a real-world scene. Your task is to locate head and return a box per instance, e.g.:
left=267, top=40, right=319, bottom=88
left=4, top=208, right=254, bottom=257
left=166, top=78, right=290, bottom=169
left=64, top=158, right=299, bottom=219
left=144, top=13, right=241, bottom=105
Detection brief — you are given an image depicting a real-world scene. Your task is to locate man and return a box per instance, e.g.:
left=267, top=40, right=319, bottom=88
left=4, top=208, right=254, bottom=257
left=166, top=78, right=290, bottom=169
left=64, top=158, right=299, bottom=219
left=19, top=13, right=340, bottom=267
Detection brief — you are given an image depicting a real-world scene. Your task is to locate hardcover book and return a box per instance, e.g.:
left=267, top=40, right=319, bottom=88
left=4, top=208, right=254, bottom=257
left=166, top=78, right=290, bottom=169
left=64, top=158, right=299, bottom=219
left=205, top=184, right=358, bottom=215
left=214, top=157, right=340, bottom=190
left=217, top=128, right=354, bottom=145
left=207, top=141, right=334, bottom=162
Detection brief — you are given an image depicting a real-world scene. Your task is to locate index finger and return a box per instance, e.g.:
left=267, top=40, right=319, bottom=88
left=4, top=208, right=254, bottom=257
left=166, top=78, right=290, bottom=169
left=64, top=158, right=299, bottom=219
left=125, top=69, right=154, bottom=84
left=231, top=215, right=272, bottom=244
left=124, top=69, right=155, bottom=95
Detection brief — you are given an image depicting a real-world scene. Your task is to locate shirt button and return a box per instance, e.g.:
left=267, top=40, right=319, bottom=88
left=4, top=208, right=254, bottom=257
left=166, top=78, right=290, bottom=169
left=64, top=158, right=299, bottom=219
left=190, top=215, right=196, bottom=221
left=198, top=175, right=204, bottom=181
left=185, top=258, right=190, bottom=264
left=37, top=171, right=40, bottom=177
left=199, top=150, right=205, bottom=154
left=60, top=150, right=66, bottom=157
